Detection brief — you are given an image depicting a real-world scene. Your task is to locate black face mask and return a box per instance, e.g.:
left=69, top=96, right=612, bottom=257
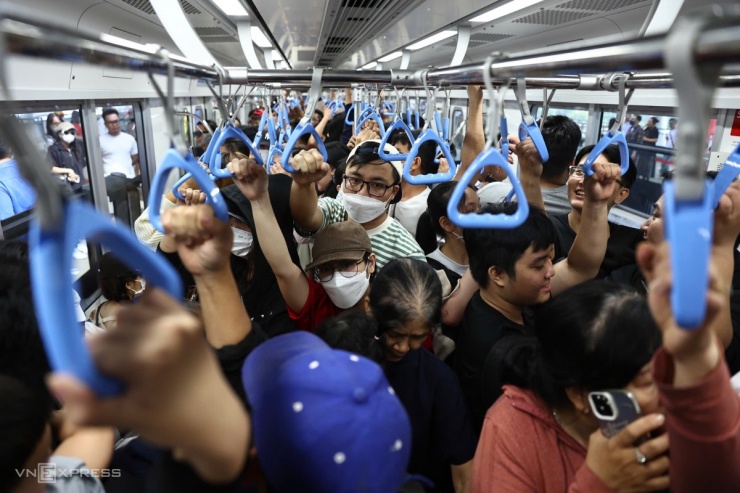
left=191, top=146, right=204, bottom=158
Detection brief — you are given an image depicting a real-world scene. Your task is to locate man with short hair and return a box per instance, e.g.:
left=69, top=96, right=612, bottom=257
left=626, top=114, right=644, bottom=144
left=455, top=159, right=621, bottom=433
left=666, top=118, right=678, bottom=149
left=289, top=139, right=426, bottom=270
left=99, top=108, right=139, bottom=225
left=479, top=115, right=582, bottom=216
left=0, top=142, right=36, bottom=221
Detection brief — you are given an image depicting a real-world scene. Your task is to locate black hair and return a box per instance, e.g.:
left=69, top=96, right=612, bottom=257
left=325, top=141, right=350, bottom=168
left=650, top=116, right=659, bottom=124
left=540, top=115, right=582, bottom=179
left=634, top=115, right=642, bottom=122
left=417, top=140, right=439, bottom=176
left=98, top=252, right=139, bottom=302
left=45, top=113, right=60, bottom=142
left=427, top=181, right=461, bottom=238
left=101, top=108, right=119, bottom=121
left=369, top=258, right=442, bottom=337
left=332, top=158, right=347, bottom=191
left=0, top=376, right=52, bottom=492
left=464, top=203, right=555, bottom=287
left=347, top=140, right=401, bottom=186
left=504, top=281, right=661, bottom=409
left=0, top=140, right=8, bottom=160
left=71, top=110, right=81, bottom=125
left=574, top=144, right=637, bottom=189
left=314, top=109, right=324, bottom=120
left=323, top=113, right=346, bottom=143
left=388, top=128, right=412, bottom=151
left=316, top=311, right=384, bottom=365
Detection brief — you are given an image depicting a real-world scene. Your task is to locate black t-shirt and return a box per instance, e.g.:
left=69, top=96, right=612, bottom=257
left=453, top=292, right=533, bottom=434
left=643, top=126, right=659, bottom=145
left=385, top=348, right=477, bottom=493
left=550, top=213, right=644, bottom=278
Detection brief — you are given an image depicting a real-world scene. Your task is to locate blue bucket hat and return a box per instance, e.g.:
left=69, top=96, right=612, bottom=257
left=242, top=331, right=412, bottom=493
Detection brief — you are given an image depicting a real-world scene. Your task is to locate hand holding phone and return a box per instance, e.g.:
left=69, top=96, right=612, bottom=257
left=589, top=390, right=645, bottom=442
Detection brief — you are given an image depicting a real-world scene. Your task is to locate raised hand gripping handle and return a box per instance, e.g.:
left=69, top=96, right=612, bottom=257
left=150, top=149, right=229, bottom=232
left=280, top=122, right=329, bottom=173
left=267, top=147, right=283, bottom=174
left=379, top=119, right=414, bottom=161
left=209, top=125, right=264, bottom=178
left=328, top=100, right=346, bottom=116
left=518, top=120, right=549, bottom=163
left=355, top=110, right=385, bottom=137
left=582, top=131, right=630, bottom=177
left=29, top=200, right=183, bottom=396
left=663, top=179, right=714, bottom=328
left=447, top=148, right=529, bottom=229
left=403, top=129, right=457, bottom=185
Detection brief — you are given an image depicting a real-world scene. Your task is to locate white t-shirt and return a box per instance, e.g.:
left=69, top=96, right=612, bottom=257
left=390, top=187, right=431, bottom=237
left=99, top=131, right=138, bottom=178
left=427, top=248, right=468, bottom=277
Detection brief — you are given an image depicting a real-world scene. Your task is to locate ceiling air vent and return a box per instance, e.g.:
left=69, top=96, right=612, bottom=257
left=556, top=0, right=645, bottom=12
left=119, top=0, right=201, bottom=16
left=513, top=9, right=591, bottom=25
left=314, top=0, right=424, bottom=66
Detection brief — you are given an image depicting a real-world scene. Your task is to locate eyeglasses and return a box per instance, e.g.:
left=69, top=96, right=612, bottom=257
left=343, top=175, right=394, bottom=198
left=569, top=166, right=626, bottom=188
left=313, top=257, right=366, bottom=282
left=105, top=119, right=120, bottom=126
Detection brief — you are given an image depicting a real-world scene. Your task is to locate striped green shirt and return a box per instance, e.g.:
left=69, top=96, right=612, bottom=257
left=302, top=197, right=426, bottom=270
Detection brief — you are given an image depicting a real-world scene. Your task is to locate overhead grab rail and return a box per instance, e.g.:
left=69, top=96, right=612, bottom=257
left=0, top=38, right=182, bottom=396
left=447, top=56, right=528, bottom=229
left=582, top=74, right=634, bottom=177
left=663, top=6, right=738, bottom=330
left=403, top=71, right=457, bottom=185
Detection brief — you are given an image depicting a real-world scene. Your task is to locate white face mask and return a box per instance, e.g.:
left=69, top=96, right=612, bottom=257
left=231, top=228, right=254, bottom=257
left=62, top=133, right=76, bottom=144
left=335, top=189, right=344, bottom=204
left=129, top=278, right=146, bottom=298
left=321, top=264, right=370, bottom=309
left=342, top=192, right=391, bottom=224
left=51, top=125, right=60, bottom=134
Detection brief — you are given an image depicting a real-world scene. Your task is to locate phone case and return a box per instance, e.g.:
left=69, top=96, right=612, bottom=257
left=588, top=390, right=642, bottom=439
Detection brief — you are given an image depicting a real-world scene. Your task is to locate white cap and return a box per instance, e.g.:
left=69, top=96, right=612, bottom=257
left=346, top=139, right=405, bottom=181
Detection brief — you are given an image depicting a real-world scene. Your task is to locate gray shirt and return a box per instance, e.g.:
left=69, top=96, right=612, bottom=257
left=478, top=181, right=572, bottom=215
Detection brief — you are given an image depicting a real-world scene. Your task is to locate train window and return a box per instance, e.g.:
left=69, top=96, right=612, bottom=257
left=96, top=104, right=143, bottom=229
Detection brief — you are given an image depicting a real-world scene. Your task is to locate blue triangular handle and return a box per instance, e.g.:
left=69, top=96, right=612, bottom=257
left=209, top=124, right=264, bottom=178
left=29, top=200, right=183, bottom=396
left=280, top=122, right=329, bottom=173
left=518, top=121, right=549, bottom=163
left=379, top=119, right=414, bottom=161
left=664, top=180, right=714, bottom=329
left=402, top=129, right=457, bottom=185
left=447, top=148, right=529, bottom=229
left=200, top=127, right=221, bottom=166
left=150, top=149, right=228, bottom=232
left=355, top=110, right=385, bottom=137
left=583, top=131, right=630, bottom=177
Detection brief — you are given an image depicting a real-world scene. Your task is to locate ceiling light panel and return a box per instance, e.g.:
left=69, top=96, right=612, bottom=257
left=212, top=0, right=248, bottom=16
left=471, top=0, right=545, bottom=23
left=407, top=30, right=456, bottom=51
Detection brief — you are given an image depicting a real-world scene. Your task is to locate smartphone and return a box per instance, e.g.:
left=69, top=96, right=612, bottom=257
left=588, top=390, right=643, bottom=440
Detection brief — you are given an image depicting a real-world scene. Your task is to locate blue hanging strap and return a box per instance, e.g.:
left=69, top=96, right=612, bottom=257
left=402, top=129, right=458, bottom=185
left=711, top=142, right=740, bottom=208
left=151, top=149, right=229, bottom=232
left=208, top=124, right=264, bottom=178
left=500, top=114, right=510, bottom=159
left=280, top=68, right=329, bottom=173
left=515, top=78, right=549, bottom=163
left=355, top=109, right=386, bottom=137
left=267, top=147, right=284, bottom=174
left=252, top=109, right=268, bottom=149
left=663, top=9, right=731, bottom=329
left=447, top=56, right=527, bottom=229
left=378, top=119, right=415, bottom=161
left=583, top=75, right=633, bottom=177
left=449, top=148, right=529, bottom=228
left=30, top=200, right=183, bottom=396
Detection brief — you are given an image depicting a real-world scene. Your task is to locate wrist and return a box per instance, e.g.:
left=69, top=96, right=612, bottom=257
left=672, top=335, right=721, bottom=387
left=194, top=265, right=234, bottom=285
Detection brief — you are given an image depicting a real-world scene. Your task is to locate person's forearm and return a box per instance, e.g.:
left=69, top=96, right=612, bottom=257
left=309, top=116, right=331, bottom=147
left=673, top=336, right=722, bottom=388
left=174, top=379, right=250, bottom=483
left=194, top=267, right=252, bottom=348
left=51, top=166, right=73, bottom=176
left=53, top=426, right=116, bottom=473
left=441, top=269, right=479, bottom=327
left=553, top=199, right=608, bottom=294
left=290, top=180, right=322, bottom=232
left=520, top=169, right=544, bottom=212
left=457, top=91, right=485, bottom=183
left=709, top=246, right=734, bottom=348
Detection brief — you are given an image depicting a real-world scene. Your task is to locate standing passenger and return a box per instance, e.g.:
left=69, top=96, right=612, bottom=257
left=99, top=108, right=139, bottom=226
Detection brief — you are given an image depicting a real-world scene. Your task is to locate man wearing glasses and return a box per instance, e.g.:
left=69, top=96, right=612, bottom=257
left=289, top=139, right=426, bottom=270
left=99, top=108, right=139, bottom=226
